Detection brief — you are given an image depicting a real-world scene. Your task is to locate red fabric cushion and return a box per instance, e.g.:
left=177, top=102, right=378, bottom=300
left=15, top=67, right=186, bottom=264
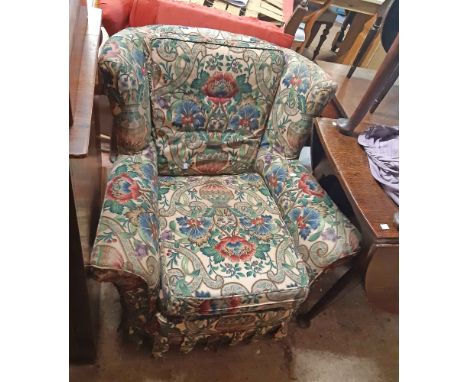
left=99, top=0, right=134, bottom=35
left=129, top=0, right=294, bottom=48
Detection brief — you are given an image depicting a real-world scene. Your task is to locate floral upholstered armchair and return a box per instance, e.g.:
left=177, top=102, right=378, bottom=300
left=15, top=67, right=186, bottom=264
left=89, top=25, right=360, bottom=357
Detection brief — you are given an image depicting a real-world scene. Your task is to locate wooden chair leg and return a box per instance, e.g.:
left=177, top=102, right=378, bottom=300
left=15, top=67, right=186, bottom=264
left=370, top=64, right=399, bottom=113
left=306, top=23, right=321, bottom=48
left=296, top=264, right=360, bottom=328
left=312, top=22, right=332, bottom=60
left=331, top=11, right=355, bottom=52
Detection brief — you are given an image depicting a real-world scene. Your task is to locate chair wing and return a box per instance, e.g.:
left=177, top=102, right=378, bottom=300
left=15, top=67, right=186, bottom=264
left=98, top=30, right=152, bottom=154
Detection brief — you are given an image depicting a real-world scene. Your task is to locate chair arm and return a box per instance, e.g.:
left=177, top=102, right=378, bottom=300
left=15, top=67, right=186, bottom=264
left=255, top=148, right=361, bottom=282
left=88, top=142, right=161, bottom=290
left=261, top=50, right=337, bottom=159
left=98, top=30, right=152, bottom=154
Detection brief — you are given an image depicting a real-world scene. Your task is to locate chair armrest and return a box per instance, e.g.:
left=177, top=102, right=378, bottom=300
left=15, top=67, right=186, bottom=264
left=98, top=29, right=152, bottom=154
left=255, top=148, right=361, bottom=282
left=261, top=50, right=337, bottom=159
left=88, top=142, right=161, bottom=289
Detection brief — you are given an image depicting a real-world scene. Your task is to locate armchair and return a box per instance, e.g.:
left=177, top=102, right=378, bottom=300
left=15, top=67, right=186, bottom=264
left=89, top=25, right=360, bottom=357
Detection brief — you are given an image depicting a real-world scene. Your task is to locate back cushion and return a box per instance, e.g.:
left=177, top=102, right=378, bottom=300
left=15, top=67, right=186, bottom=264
left=143, top=26, right=285, bottom=175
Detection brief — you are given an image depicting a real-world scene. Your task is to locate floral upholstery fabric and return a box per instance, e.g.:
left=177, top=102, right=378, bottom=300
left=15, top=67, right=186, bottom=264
left=99, top=32, right=152, bottom=154
left=145, top=26, right=285, bottom=176
left=90, top=142, right=161, bottom=288
left=91, top=25, right=361, bottom=357
left=256, top=148, right=361, bottom=280
left=261, top=50, right=337, bottom=159
left=99, top=25, right=286, bottom=172
left=157, top=174, right=309, bottom=317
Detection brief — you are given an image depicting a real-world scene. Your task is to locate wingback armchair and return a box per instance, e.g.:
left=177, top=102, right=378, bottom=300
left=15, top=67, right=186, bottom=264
left=89, top=25, right=360, bottom=357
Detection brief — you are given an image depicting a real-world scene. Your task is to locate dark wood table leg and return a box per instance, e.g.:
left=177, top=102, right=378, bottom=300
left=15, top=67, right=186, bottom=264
left=346, top=16, right=383, bottom=78
left=370, top=64, right=399, bottom=113
left=337, top=34, right=399, bottom=135
left=306, top=22, right=321, bottom=49
left=312, top=22, right=332, bottom=60
left=297, top=263, right=360, bottom=328
left=331, top=11, right=355, bottom=52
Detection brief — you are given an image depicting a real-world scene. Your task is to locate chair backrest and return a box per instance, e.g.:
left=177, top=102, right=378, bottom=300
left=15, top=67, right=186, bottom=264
left=146, top=26, right=285, bottom=175
left=98, top=26, right=337, bottom=173
left=99, top=26, right=285, bottom=175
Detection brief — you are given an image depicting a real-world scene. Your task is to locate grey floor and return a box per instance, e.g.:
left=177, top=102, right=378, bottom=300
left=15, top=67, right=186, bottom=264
left=70, top=278, right=398, bottom=382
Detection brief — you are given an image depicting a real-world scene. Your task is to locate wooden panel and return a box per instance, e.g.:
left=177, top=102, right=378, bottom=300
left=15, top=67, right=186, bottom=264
left=258, top=1, right=283, bottom=18
left=212, top=0, right=228, bottom=10
left=226, top=4, right=242, bottom=15
left=361, top=36, right=386, bottom=70
left=69, top=7, right=102, bottom=157
left=246, top=0, right=284, bottom=22
left=69, top=0, right=85, bottom=58
left=364, top=244, right=399, bottom=313
left=69, top=172, right=97, bottom=364
left=69, top=4, right=103, bottom=264
left=334, top=13, right=374, bottom=64
left=264, top=0, right=283, bottom=7
left=70, top=97, right=103, bottom=265
left=314, top=117, right=399, bottom=240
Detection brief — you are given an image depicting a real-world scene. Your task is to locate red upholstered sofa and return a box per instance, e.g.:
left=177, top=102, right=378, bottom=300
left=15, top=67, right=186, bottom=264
left=99, top=0, right=296, bottom=48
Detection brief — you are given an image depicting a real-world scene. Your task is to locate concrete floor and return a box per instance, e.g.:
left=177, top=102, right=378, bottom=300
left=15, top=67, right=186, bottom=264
left=70, top=279, right=398, bottom=382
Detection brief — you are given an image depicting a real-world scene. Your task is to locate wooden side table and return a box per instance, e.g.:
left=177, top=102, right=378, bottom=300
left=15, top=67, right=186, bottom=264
left=312, top=117, right=398, bottom=313
left=308, top=60, right=399, bottom=314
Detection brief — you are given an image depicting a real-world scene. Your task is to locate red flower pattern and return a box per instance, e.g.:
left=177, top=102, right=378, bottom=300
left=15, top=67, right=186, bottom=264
left=215, top=236, right=256, bottom=262
left=106, top=174, right=141, bottom=204
left=298, top=173, right=325, bottom=197
left=202, top=72, right=239, bottom=104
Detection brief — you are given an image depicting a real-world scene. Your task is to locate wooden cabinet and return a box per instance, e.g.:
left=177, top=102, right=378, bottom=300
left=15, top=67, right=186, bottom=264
left=69, top=0, right=103, bottom=363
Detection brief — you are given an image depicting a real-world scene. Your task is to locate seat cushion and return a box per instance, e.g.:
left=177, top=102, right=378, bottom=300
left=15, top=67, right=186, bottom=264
left=157, top=173, right=309, bottom=317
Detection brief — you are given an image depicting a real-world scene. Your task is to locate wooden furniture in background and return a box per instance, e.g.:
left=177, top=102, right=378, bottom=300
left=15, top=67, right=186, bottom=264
left=306, top=6, right=337, bottom=60
left=310, top=60, right=398, bottom=314
left=70, top=172, right=97, bottom=363
left=69, top=0, right=103, bottom=363
left=181, top=0, right=294, bottom=25
left=337, top=33, right=398, bottom=133
left=292, top=0, right=332, bottom=54
left=346, top=0, right=396, bottom=78
left=330, top=0, right=388, bottom=70
left=331, top=10, right=355, bottom=52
